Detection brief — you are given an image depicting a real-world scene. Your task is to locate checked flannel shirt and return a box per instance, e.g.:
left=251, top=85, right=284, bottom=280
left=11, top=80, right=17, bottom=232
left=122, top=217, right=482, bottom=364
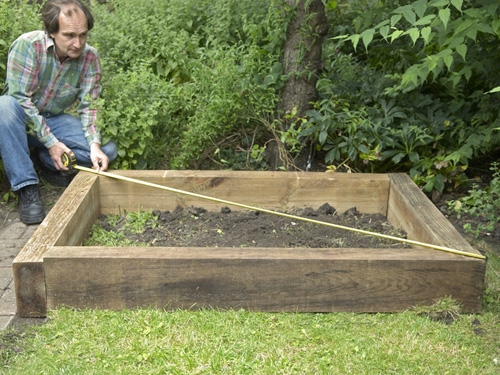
left=3, top=30, right=102, bottom=148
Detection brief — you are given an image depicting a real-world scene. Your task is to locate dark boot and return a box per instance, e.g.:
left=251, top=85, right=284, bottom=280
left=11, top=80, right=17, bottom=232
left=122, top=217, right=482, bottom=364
left=17, top=185, right=46, bottom=225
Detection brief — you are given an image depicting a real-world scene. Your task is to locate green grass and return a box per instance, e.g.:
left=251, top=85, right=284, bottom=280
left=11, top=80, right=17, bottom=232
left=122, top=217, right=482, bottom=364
left=483, top=251, right=500, bottom=314
left=1, top=298, right=499, bottom=374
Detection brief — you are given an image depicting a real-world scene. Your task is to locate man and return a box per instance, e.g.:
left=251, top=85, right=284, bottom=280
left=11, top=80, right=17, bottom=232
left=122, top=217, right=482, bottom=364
left=0, top=0, right=117, bottom=225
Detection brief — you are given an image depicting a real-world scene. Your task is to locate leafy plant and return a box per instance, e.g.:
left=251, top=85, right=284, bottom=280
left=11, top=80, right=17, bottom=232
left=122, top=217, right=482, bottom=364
left=95, top=60, right=171, bottom=169
left=447, top=162, right=500, bottom=238
left=342, top=0, right=500, bottom=92
left=84, top=226, right=142, bottom=247
left=91, top=0, right=285, bottom=170
left=121, top=210, right=158, bottom=234
left=294, top=1, right=500, bottom=192
left=85, top=210, right=157, bottom=246
left=0, top=0, right=43, bottom=91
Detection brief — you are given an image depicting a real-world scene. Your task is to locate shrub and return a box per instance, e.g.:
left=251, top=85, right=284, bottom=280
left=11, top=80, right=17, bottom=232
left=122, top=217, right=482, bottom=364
left=448, top=162, right=500, bottom=238
left=300, top=0, right=500, bottom=193
left=0, top=0, right=43, bottom=91
left=91, top=0, right=285, bottom=169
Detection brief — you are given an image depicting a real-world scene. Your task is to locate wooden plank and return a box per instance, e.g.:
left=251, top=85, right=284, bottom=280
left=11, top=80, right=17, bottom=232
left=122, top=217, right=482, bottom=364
left=12, top=173, right=100, bottom=317
left=387, top=173, right=480, bottom=254
left=96, top=171, right=390, bottom=215
left=44, top=246, right=485, bottom=312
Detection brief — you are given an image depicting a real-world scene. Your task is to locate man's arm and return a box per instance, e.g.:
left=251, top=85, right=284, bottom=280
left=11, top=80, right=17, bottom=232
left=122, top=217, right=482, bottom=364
left=77, top=47, right=102, bottom=147
left=6, top=35, right=59, bottom=149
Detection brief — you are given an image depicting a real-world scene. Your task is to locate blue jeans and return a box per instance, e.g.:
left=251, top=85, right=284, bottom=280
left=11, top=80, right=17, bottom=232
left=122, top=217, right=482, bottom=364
left=0, top=95, right=118, bottom=191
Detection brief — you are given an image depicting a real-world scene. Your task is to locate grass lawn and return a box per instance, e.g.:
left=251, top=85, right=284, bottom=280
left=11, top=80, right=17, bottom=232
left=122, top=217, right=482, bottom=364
left=0, top=305, right=498, bottom=375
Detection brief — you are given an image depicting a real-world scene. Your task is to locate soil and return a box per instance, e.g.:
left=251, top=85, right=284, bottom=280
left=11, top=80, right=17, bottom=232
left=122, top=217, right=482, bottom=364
left=96, top=204, right=411, bottom=249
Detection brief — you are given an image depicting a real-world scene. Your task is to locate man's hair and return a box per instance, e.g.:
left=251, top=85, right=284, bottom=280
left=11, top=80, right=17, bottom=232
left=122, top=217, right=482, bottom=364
left=41, top=0, right=94, bottom=34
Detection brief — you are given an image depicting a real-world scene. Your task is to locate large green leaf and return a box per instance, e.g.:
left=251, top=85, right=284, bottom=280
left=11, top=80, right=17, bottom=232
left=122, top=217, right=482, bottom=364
left=443, top=54, right=453, bottom=70
left=360, top=29, right=375, bottom=50
left=405, top=28, right=420, bottom=45
left=456, top=44, right=467, bottom=61
left=413, top=14, right=436, bottom=27
left=420, top=26, right=432, bottom=45
left=390, top=30, right=404, bottom=42
left=391, top=14, right=402, bottom=27
left=348, top=34, right=361, bottom=51
left=487, top=86, right=500, bottom=94
left=413, top=0, right=428, bottom=18
left=379, top=25, right=390, bottom=41
left=451, top=0, right=463, bottom=12
left=438, top=8, right=451, bottom=30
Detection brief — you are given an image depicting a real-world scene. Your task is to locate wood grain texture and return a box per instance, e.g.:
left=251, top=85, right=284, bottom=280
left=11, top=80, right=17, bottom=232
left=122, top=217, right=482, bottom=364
left=97, top=171, right=390, bottom=215
left=44, top=247, right=485, bottom=312
left=12, top=173, right=100, bottom=317
left=387, top=173, right=479, bottom=253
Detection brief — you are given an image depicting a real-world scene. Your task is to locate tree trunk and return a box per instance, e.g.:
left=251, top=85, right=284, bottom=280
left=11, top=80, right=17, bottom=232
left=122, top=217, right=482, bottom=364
left=280, top=0, right=328, bottom=130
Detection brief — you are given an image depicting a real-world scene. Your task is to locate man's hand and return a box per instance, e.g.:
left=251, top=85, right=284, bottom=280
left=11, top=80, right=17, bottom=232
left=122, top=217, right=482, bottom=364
left=90, top=143, right=110, bottom=171
left=49, top=142, right=73, bottom=171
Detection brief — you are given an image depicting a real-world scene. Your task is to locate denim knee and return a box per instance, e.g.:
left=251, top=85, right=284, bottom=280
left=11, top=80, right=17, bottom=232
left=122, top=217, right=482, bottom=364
left=102, top=141, right=118, bottom=163
left=0, top=95, right=25, bottom=128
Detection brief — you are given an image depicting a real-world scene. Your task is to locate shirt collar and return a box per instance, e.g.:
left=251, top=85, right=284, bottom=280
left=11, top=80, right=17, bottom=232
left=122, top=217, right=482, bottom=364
left=45, top=32, right=55, bottom=53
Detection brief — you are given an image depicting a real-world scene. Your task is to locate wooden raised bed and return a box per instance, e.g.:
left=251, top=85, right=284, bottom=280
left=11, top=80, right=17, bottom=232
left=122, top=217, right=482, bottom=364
left=12, top=171, right=485, bottom=317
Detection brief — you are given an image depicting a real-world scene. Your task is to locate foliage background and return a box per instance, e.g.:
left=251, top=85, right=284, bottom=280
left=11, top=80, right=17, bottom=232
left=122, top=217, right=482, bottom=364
left=1, top=0, right=500, bottom=194
left=326, top=0, right=500, bottom=193
left=89, top=0, right=286, bottom=170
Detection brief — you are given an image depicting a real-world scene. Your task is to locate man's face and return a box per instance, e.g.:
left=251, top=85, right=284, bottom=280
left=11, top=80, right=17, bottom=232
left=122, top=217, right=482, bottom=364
left=50, top=6, right=88, bottom=60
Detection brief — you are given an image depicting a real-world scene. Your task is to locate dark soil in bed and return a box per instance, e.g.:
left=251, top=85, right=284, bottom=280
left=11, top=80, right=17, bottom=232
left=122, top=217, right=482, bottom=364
left=96, top=203, right=411, bottom=249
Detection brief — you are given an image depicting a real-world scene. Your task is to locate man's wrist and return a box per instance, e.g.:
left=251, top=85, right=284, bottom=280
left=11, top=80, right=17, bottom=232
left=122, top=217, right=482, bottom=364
left=90, top=142, right=102, bottom=151
left=43, top=136, right=59, bottom=149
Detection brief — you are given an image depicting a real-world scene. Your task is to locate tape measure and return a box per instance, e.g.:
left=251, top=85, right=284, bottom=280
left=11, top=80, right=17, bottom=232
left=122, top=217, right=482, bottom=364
left=61, top=152, right=77, bottom=169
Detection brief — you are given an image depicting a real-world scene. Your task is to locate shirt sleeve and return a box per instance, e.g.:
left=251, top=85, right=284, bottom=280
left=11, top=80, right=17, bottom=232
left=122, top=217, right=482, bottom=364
left=77, top=51, right=102, bottom=146
left=6, top=36, right=59, bottom=148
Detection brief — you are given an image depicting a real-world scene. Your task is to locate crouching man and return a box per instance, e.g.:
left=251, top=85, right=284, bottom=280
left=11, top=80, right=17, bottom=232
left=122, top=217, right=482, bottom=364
left=0, top=0, right=117, bottom=224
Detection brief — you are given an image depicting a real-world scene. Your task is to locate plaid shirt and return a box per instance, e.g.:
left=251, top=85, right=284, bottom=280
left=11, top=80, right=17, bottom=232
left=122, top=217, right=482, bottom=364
left=4, top=30, right=102, bottom=148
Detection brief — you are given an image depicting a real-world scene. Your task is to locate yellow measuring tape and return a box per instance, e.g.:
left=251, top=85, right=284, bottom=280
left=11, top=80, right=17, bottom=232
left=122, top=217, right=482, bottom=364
left=63, top=155, right=486, bottom=260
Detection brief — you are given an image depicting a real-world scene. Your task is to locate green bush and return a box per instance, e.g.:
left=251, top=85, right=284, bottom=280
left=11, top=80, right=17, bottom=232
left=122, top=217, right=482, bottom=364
left=3, top=0, right=498, bottom=195
left=448, top=162, right=500, bottom=238
left=298, top=0, right=500, bottom=192
left=0, top=0, right=43, bottom=196
left=91, top=0, right=285, bottom=169
left=0, top=0, right=43, bottom=92
left=94, top=61, right=171, bottom=169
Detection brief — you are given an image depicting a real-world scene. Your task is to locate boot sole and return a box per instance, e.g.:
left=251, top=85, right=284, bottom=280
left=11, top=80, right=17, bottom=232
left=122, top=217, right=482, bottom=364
left=20, top=212, right=46, bottom=225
